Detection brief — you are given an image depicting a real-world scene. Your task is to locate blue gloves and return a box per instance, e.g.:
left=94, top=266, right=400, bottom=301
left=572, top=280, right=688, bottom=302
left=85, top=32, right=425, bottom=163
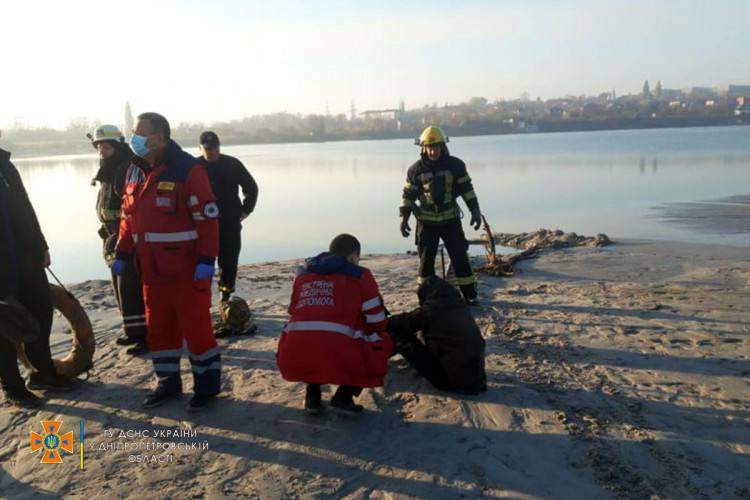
left=194, top=263, right=215, bottom=281
left=111, top=259, right=126, bottom=277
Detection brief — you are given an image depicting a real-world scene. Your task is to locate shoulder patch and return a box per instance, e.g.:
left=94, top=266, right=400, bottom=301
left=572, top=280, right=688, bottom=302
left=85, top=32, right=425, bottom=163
left=203, top=202, right=220, bottom=219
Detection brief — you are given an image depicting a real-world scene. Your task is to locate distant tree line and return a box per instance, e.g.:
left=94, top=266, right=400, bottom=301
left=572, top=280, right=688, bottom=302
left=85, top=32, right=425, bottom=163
left=4, top=83, right=749, bottom=158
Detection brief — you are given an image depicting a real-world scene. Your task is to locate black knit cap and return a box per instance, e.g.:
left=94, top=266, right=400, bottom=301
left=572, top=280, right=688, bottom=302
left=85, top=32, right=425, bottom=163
left=199, top=131, right=220, bottom=148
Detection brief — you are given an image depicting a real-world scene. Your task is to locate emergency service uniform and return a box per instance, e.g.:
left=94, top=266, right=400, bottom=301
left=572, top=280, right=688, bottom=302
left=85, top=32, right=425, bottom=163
left=90, top=127, right=147, bottom=345
left=400, top=128, right=481, bottom=301
left=276, top=253, right=392, bottom=389
left=116, top=141, right=221, bottom=396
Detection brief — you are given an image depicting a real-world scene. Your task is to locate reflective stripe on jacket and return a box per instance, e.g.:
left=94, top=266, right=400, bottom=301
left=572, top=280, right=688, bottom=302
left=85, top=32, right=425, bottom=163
left=400, top=154, right=479, bottom=224
left=115, top=141, right=219, bottom=284
left=276, top=253, right=392, bottom=388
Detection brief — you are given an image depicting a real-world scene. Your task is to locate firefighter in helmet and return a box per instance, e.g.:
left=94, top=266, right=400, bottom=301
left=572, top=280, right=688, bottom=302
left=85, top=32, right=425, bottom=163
left=89, top=124, right=148, bottom=356
left=400, top=126, right=482, bottom=305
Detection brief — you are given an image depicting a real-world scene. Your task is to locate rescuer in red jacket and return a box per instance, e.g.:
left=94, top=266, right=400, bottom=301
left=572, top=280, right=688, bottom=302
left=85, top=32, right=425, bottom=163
left=113, top=112, right=221, bottom=412
left=277, top=234, right=392, bottom=414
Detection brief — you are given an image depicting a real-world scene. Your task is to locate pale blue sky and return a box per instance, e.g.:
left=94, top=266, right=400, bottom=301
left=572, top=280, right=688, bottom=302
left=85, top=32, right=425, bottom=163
left=2, top=0, right=748, bottom=128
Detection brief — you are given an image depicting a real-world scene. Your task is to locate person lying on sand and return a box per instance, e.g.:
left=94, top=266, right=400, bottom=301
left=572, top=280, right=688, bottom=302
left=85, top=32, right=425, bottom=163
left=276, top=234, right=392, bottom=414
left=388, top=276, right=487, bottom=395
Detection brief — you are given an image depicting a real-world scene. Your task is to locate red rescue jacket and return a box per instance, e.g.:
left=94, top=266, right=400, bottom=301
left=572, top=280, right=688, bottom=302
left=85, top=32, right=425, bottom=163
left=116, top=141, right=219, bottom=284
left=276, top=253, right=392, bottom=388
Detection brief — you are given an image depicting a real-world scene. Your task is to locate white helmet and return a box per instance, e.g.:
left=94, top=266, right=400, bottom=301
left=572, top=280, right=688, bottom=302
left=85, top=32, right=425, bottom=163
left=91, top=124, right=125, bottom=145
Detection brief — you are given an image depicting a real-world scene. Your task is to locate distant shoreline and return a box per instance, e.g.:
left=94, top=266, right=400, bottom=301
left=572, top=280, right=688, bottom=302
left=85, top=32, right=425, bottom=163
left=6, top=119, right=748, bottom=160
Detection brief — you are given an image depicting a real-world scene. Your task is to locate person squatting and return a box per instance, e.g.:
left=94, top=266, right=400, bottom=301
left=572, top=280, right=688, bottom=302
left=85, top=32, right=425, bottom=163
left=1, top=120, right=486, bottom=414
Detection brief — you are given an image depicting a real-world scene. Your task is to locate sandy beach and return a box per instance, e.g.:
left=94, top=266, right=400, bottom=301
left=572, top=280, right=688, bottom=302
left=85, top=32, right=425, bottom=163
left=1, top=238, right=749, bottom=499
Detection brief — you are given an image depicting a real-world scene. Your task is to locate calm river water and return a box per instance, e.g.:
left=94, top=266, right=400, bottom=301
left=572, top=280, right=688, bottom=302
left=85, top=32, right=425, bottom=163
left=11, top=125, right=750, bottom=282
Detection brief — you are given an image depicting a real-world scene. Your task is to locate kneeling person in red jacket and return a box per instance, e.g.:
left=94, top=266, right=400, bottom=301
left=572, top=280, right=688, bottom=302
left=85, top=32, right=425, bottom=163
left=277, top=234, right=392, bottom=414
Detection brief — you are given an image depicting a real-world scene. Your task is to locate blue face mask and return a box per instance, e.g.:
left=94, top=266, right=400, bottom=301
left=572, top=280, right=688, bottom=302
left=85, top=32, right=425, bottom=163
left=130, top=134, right=150, bottom=157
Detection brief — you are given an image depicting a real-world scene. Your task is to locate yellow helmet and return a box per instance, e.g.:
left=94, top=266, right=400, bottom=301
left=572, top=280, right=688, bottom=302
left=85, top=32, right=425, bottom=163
left=91, top=124, right=125, bottom=145
left=417, top=126, right=449, bottom=146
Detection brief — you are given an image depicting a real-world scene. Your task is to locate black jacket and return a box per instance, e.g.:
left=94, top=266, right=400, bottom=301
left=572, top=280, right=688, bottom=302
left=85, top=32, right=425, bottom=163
left=198, top=154, right=258, bottom=225
left=92, top=143, right=134, bottom=263
left=0, top=148, right=48, bottom=297
left=388, top=276, right=487, bottom=394
left=401, top=153, right=480, bottom=224
left=94, top=142, right=133, bottom=228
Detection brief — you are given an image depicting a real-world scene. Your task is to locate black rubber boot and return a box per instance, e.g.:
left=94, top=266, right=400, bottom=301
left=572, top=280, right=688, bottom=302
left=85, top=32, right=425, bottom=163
left=126, top=341, right=149, bottom=356
left=187, top=393, right=217, bottom=413
left=27, top=372, right=75, bottom=392
left=4, top=386, right=44, bottom=408
left=305, top=384, right=322, bottom=414
left=143, top=383, right=182, bottom=409
left=330, top=386, right=364, bottom=414
left=459, top=284, right=478, bottom=306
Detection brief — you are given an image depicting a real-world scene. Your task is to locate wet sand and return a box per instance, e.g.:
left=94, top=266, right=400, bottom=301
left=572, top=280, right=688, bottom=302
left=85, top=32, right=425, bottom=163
left=1, top=239, right=749, bottom=499
left=654, top=194, right=750, bottom=235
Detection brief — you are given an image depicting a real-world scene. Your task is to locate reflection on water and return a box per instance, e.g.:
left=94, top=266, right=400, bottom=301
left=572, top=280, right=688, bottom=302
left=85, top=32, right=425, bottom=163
left=10, top=126, right=750, bottom=282
left=638, top=158, right=659, bottom=174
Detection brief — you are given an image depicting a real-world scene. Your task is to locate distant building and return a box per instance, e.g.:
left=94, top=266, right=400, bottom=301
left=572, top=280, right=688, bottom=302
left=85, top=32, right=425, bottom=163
left=689, top=87, right=715, bottom=99
left=123, top=101, right=134, bottom=137
left=728, top=85, right=750, bottom=98
left=360, top=109, right=400, bottom=121
left=659, top=88, right=683, bottom=101
left=736, top=97, right=750, bottom=120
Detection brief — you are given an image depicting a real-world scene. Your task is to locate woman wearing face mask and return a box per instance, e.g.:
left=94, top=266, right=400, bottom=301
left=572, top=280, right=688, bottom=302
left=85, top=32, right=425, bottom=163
left=89, top=125, right=148, bottom=356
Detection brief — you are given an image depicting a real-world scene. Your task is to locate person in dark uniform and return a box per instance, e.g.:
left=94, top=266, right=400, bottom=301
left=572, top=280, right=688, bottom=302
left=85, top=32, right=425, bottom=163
left=400, top=126, right=483, bottom=305
left=197, top=131, right=258, bottom=302
left=89, top=125, right=148, bottom=356
left=0, top=134, right=73, bottom=407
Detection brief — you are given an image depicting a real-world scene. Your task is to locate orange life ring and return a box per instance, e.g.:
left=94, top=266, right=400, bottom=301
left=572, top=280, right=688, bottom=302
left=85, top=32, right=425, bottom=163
left=19, top=284, right=95, bottom=378
left=49, top=284, right=95, bottom=377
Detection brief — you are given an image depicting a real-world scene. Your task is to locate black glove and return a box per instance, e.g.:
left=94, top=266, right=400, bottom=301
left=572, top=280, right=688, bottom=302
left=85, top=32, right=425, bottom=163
left=470, top=209, right=482, bottom=231
left=400, top=217, right=411, bottom=238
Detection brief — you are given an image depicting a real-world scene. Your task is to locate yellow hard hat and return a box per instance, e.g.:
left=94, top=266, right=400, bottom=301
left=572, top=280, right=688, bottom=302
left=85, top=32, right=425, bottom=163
left=417, top=126, right=449, bottom=146
left=91, top=124, right=125, bottom=145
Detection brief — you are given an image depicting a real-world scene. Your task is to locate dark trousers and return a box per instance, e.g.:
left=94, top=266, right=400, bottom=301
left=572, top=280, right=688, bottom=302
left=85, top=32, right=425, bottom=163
left=110, top=259, right=147, bottom=342
left=390, top=329, right=451, bottom=391
left=218, top=221, right=242, bottom=299
left=416, top=219, right=476, bottom=299
left=0, top=337, right=24, bottom=392
left=307, top=383, right=362, bottom=399
left=0, top=264, right=54, bottom=392
left=20, top=265, right=55, bottom=377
